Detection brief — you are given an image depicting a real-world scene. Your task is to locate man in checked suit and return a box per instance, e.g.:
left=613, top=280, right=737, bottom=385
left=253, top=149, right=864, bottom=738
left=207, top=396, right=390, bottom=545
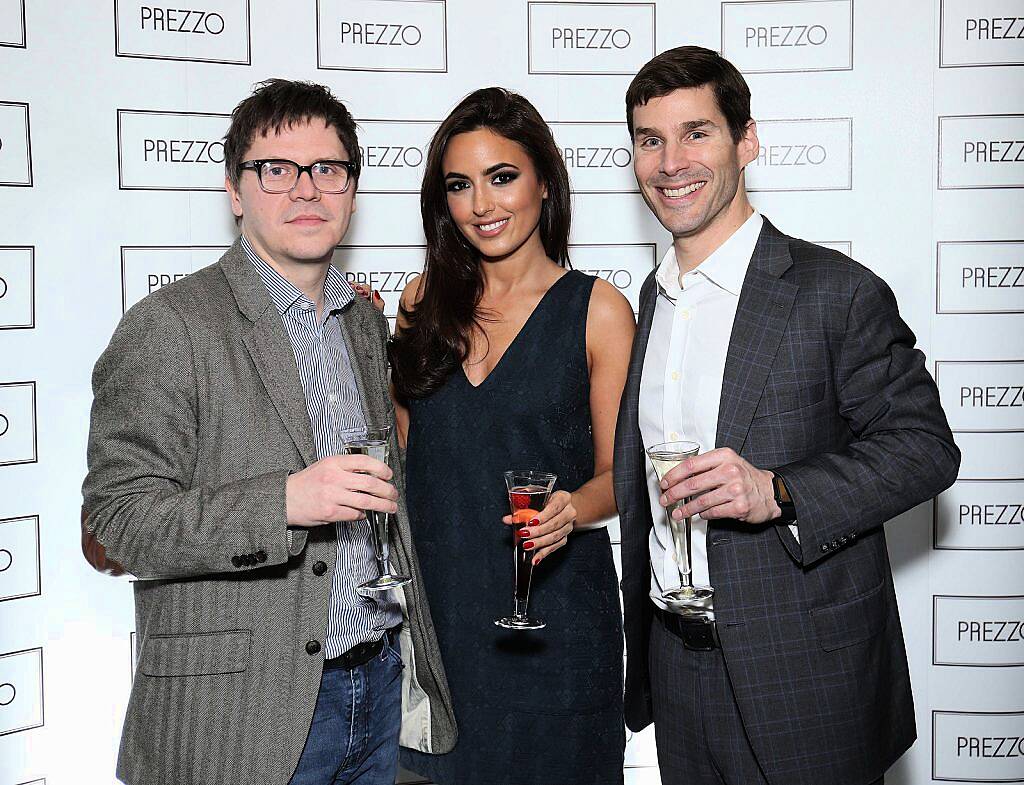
left=613, top=47, right=959, bottom=785
left=83, top=79, right=454, bottom=785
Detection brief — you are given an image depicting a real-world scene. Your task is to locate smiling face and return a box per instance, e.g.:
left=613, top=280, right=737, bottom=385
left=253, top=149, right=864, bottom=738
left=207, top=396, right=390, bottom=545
left=442, top=128, right=549, bottom=263
left=224, top=118, right=356, bottom=272
left=631, top=86, right=758, bottom=243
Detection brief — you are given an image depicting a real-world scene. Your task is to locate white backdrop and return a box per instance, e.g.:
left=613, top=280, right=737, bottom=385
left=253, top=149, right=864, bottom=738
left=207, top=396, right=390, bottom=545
left=1, top=1, right=1023, bottom=783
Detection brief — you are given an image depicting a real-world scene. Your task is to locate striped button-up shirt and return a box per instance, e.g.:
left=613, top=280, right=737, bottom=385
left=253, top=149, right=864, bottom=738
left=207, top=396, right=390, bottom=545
left=243, top=235, right=401, bottom=657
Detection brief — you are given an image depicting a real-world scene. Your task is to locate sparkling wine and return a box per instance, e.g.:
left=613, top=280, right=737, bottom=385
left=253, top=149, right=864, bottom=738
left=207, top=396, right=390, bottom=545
left=342, top=438, right=387, bottom=463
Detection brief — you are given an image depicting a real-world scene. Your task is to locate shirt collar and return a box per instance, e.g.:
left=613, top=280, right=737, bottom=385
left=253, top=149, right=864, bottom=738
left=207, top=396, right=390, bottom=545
left=655, top=211, right=763, bottom=299
left=241, top=234, right=354, bottom=317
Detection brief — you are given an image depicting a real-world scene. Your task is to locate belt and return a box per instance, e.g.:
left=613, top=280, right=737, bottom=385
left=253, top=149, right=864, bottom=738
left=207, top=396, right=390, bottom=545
left=654, top=605, right=721, bottom=651
left=323, top=627, right=398, bottom=671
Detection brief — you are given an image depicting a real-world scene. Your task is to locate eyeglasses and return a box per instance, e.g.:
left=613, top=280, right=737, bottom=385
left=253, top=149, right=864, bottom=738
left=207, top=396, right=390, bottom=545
left=239, top=159, right=356, bottom=194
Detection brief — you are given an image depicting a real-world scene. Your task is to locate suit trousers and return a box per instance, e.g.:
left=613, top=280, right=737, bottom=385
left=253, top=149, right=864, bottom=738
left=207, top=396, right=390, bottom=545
left=649, top=615, right=882, bottom=785
left=289, top=634, right=404, bottom=785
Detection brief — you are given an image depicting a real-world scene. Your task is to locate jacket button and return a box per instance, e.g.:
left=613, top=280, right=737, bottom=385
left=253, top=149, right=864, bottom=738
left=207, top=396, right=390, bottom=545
left=305, top=640, right=321, bottom=655
left=244, top=554, right=256, bottom=566
left=231, top=555, right=243, bottom=568
left=830, top=540, right=839, bottom=549
left=312, top=561, right=328, bottom=576
left=820, top=544, right=829, bottom=553
left=255, top=550, right=267, bottom=563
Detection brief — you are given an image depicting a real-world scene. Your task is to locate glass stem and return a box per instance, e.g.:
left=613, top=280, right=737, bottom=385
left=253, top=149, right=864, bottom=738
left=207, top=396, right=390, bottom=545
left=671, top=501, right=694, bottom=588
left=367, top=510, right=388, bottom=576
left=682, top=514, right=694, bottom=587
left=514, top=597, right=530, bottom=620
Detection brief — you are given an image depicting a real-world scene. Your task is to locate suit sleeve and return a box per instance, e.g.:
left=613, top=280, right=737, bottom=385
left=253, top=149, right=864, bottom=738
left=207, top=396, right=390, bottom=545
left=773, top=269, right=960, bottom=567
left=82, top=295, right=295, bottom=580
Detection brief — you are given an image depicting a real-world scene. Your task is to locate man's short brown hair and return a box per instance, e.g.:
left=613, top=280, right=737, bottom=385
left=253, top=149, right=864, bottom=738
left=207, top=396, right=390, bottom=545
left=625, top=46, right=752, bottom=143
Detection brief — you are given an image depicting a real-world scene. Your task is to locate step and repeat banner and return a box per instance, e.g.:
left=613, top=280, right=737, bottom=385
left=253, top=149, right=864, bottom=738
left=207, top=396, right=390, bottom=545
left=1, top=1, right=1022, bottom=783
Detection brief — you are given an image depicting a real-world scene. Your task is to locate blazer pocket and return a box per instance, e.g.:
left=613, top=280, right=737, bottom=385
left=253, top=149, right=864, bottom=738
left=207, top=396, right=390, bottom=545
left=138, top=629, right=251, bottom=677
left=753, top=381, right=826, bottom=419
left=809, top=581, right=886, bottom=652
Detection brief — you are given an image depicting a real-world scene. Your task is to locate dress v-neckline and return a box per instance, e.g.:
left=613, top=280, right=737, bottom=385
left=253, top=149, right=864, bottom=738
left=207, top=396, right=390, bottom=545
left=461, top=271, right=573, bottom=390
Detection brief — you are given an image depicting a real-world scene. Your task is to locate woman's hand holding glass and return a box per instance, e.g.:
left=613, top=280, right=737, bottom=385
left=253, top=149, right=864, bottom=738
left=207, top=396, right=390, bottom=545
left=502, top=489, right=576, bottom=565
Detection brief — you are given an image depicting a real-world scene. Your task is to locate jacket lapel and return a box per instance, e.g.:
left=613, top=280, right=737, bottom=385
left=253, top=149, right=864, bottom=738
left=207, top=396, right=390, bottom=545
left=220, top=239, right=317, bottom=468
left=716, top=219, right=799, bottom=455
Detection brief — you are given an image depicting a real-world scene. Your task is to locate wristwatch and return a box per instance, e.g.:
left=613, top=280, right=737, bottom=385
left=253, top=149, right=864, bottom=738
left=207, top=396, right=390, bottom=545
left=771, top=473, right=797, bottom=524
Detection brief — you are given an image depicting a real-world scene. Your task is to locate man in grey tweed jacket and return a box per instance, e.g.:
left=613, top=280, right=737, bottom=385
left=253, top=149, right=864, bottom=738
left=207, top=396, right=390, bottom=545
left=83, top=80, right=454, bottom=785
left=614, top=48, right=959, bottom=784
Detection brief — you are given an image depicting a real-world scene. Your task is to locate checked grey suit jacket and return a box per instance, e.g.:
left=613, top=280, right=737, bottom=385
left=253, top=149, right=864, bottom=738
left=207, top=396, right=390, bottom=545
left=613, top=218, right=960, bottom=785
left=83, top=239, right=455, bottom=785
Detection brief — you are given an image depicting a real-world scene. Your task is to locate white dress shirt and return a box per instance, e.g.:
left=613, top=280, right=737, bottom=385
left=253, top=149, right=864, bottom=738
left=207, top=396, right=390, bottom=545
left=639, top=212, right=764, bottom=615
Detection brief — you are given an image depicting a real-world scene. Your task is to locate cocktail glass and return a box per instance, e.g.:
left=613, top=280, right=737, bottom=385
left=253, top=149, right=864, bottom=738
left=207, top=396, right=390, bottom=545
left=494, top=470, right=556, bottom=630
left=343, top=426, right=412, bottom=592
left=646, top=440, right=714, bottom=612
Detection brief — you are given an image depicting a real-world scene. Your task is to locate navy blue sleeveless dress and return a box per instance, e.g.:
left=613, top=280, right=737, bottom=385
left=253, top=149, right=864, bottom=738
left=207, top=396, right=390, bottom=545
left=400, top=271, right=624, bottom=785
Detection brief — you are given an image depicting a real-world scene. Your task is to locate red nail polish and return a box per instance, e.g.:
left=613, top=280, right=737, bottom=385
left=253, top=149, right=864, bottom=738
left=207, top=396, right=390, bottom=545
left=529, top=518, right=540, bottom=526
left=523, top=541, right=535, bottom=550
left=518, top=530, right=530, bottom=538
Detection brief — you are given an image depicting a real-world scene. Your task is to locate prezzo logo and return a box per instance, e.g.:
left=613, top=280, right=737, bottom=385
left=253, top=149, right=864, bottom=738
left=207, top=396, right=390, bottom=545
left=0, top=101, right=32, bottom=187
left=934, top=595, right=1024, bottom=667
left=721, top=0, right=853, bottom=73
left=121, top=246, right=227, bottom=312
left=355, top=120, right=435, bottom=193
left=333, top=245, right=424, bottom=324
left=0, top=0, right=26, bottom=48
left=940, top=0, right=1024, bottom=68
left=935, top=360, right=1024, bottom=433
left=937, top=241, right=1024, bottom=314
left=317, top=0, right=447, bottom=72
left=939, top=114, right=1024, bottom=189
left=0, top=246, right=34, bottom=330
left=572, top=244, right=657, bottom=314
left=0, top=381, right=36, bottom=467
left=528, top=2, right=656, bottom=75
left=0, top=647, right=43, bottom=737
left=933, top=711, right=1024, bottom=782
left=117, top=110, right=230, bottom=191
left=0, top=516, right=40, bottom=603
left=746, top=118, right=852, bottom=191
left=114, top=0, right=251, bottom=64
left=935, top=480, right=1024, bottom=550
left=548, top=123, right=635, bottom=193
left=937, top=358, right=1024, bottom=482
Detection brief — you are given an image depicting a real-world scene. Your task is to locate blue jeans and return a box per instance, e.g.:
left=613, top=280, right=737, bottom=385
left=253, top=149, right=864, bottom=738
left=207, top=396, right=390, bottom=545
left=290, top=634, right=403, bottom=785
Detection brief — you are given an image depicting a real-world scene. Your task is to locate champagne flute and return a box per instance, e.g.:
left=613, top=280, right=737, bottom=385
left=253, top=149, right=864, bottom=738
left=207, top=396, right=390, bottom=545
left=343, top=426, right=412, bottom=592
left=646, top=441, right=714, bottom=611
left=494, top=470, right=557, bottom=630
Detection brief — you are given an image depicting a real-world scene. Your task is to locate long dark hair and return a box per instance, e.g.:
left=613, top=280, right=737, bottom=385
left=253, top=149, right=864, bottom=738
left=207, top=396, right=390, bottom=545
left=389, top=87, right=571, bottom=402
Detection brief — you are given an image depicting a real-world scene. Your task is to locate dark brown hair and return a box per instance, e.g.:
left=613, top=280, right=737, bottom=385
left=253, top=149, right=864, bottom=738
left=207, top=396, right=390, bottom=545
left=223, top=78, right=361, bottom=187
left=388, top=87, right=571, bottom=402
left=625, top=46, right=751, bottom=143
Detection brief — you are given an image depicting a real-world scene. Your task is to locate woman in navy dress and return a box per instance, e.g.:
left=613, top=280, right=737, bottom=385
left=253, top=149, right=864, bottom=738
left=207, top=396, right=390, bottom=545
left=387, top=88, right=635, bottom=785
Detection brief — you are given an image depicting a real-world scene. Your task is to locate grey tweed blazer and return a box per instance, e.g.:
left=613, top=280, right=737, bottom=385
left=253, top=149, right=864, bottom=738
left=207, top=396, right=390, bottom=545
left=83, top=239, right=455, bottom=785
left=614, top=218, right=960, bottom=785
